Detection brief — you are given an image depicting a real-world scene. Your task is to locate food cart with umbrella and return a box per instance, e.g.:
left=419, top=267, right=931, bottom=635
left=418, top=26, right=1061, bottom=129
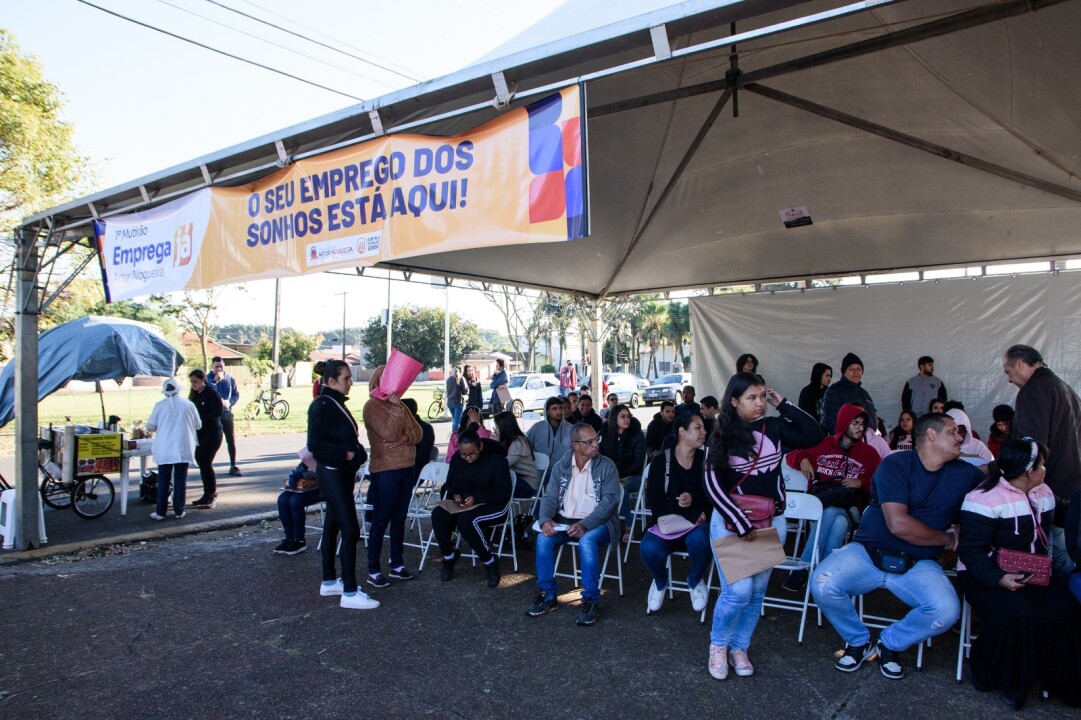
left=0, top=316, right=184, bottom=518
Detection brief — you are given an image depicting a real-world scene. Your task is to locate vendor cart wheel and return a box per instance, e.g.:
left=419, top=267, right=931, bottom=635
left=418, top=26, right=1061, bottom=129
left=40, top=475, right=72, bottom=509
left=270, top=399, right=290, bottom=420
left=71, top=475, right=115, bottom=519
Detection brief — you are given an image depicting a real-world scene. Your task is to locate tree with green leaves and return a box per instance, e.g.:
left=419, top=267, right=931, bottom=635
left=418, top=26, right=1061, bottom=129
left=636, top=300, right=668, bottom=379
left=362, top=305, right=481, bottom=369
left=0, top=29, right=92, bottom=234
left=664, top=300, right=691, bottom=370
left=252, top=329, right=321, bottom=381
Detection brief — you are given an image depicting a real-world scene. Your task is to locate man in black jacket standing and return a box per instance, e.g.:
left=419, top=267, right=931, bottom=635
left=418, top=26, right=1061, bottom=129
left=1004, top=344, right=1081, bottom=577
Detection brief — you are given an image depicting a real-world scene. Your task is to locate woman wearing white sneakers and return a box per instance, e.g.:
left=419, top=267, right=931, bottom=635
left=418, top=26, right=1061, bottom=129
left=307, top=360, right=378, bottom=610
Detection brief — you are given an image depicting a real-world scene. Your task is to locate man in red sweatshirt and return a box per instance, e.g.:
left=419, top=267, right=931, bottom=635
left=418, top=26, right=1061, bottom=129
left=782, top=403, right=881, bottom=591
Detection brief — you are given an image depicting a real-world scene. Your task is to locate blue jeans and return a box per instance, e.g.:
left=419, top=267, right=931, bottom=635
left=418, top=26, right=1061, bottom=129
left=810, top=542, right=960, bottom=652
left=449, top=402, right=464, bottom=433
left=277, top=488, right=322, bottom=542
left=155, top=463, right=188, bottom=517
left=798, top=506, right=853, bottom=564
left=639, top=523, right=712, bottom=590
left=535, top=525, right=611, bottom=601
left=620, top=474, right=642, bottom=528
left=709, top=511, right=787, bottom=650
left=366, top=466, right=414, bottom=574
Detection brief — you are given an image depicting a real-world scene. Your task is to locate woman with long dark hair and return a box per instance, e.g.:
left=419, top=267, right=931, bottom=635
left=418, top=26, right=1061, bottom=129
left=188, top=369, right=224, bottom=509
left=797, top=362, right=832, bottom=422
left=703, top=372, right=823, bottom=680
left=599, top=403, right=646, bottom=539
left=735, top=353, right=759, bottom=376
left=887, top=410, right=917, bottom=451
left=493, top=410, right=537, bottom=497
left=308, top=359, right=378, bottom=610
left=958, top=439, right=1081, bottom=709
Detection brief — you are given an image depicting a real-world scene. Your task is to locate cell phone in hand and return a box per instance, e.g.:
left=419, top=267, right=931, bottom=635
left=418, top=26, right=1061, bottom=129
left=1018, top=572, right=1035, bottom=584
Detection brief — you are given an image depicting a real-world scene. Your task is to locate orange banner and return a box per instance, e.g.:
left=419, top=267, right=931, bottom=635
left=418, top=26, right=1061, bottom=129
left=97, top=86, right=587, bottom=300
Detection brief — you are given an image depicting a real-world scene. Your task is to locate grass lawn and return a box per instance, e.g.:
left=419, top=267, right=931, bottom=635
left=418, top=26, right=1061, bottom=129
left=0, top=381, right=450, bottom=456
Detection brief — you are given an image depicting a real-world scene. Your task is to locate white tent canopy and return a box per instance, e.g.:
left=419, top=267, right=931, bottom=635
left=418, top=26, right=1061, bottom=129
left=9, top=0, right=1081, bottom=548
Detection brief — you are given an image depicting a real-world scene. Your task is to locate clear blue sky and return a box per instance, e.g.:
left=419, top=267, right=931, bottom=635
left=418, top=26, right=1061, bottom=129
left=2, top=0, right=577, bottom=332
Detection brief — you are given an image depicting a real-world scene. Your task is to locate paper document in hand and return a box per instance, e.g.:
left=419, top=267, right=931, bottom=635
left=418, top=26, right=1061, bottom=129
left=496, top=386, right=513, bottom=405
left=711, top=527, right=786, bottom=584
left=437, top=499, right=485, bottom=514
left=532, top=520, right=570, bottom=533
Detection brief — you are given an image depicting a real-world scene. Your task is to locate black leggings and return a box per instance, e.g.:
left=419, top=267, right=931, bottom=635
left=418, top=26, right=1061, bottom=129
left=195, top=428, right=222, bottom=498
left=431, top=504, right=508, bottom=564
left=319, top=465, right=360, bottom=592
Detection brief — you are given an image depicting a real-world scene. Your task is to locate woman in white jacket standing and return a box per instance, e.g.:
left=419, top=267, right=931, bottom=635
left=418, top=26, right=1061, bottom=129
left=146, top=378, right=201, bottom=520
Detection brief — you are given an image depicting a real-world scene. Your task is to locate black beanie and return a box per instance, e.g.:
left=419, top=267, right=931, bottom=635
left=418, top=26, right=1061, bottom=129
left=840, top=352, right=863, bottom=374
left=992, top=404, right=1015, bottom=423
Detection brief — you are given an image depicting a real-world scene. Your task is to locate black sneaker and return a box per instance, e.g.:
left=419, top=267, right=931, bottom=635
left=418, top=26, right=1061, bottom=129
left=440, top=551, right=459, bottom=582
left=229, top=466, right=242, bottom=477
left=782, top=569, right=808, bottom=592
left=282, top=540, right=307, bottom=556
left=835, top=642, right=875, bottom=673
left=388, top=566, right=414, bottom=581
left=485, top=558, right=501, bottom=589
left=367, top=572, right=390, bottom=589
left=575, top=599, right=600, bottom=626
left=272, top=540, right=291, bottom=554
left=876, top=640, right=904, bottom=679
left=526, top=590, right=559, bottom=617
left=190, top=497, right=211, bottom=507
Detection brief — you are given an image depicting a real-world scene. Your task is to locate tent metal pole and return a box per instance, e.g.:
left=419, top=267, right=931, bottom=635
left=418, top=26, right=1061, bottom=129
left=14, top=225, right=43, bottom=549
left=745, top=83, right=1081, bottom=204
left=598, top=88, right=732, bottom=298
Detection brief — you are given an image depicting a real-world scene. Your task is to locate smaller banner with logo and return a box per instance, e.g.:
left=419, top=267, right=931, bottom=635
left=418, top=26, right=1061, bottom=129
left=96, top=85, right=588, bottom=301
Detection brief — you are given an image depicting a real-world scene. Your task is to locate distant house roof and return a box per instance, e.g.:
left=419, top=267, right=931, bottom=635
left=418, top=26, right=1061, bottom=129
left=180, top=332, right=246, bottom=360
left=310, top=350, right=363, bottom=366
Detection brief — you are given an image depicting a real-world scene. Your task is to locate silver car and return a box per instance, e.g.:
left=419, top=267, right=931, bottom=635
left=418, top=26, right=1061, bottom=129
left=485, top=373, right=561, bottom=418
left=642, top=373, right=693, bottom=406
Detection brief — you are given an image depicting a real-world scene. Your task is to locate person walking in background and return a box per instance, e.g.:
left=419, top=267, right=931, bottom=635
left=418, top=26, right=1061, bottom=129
left=446, top=365, right=468, bottom=431
left=146, top=378, right=200, bottom=520
left=307, top=359, right=378, bottom=610
left=559, top=359, right=578, bottom=398
left=490, top=358, right=509, bottom=414
left=207, top=356, right=242, bottom=477
left=464, top=364, right=483, bottom=409
left=363, top=364, right=423, bottom=588
left=188, top=369, right=224, bottom=509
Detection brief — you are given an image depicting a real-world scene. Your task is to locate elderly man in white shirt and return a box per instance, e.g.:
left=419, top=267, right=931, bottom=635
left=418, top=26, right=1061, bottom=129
left=526, top=423, right=621, bottom=626
left=145, top=378, right=201, bottom=520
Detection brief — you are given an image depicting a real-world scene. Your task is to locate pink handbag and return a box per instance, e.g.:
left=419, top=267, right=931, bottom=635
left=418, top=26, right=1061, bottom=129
left=995, top=500, right=1051, bottom=586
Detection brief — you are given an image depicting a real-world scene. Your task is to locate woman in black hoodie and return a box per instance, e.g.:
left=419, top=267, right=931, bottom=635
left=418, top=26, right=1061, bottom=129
left=797, top=362, right=832, bottom=423
left=600, top=404, right=646, bottom=541
left=431, top=429, right=513, bottom=588
left=187, top=369, right=224, bottom=508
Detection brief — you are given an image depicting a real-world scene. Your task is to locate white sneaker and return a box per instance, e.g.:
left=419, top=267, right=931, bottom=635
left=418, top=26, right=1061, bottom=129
left=149, top=512, right=166, bottom=521
left=340, top=591, right=380, bottom=610
left=708, top=644, right=729, bottom=680
left=647, top=581, right=666, bottom=613
left=320, top=579, right=344, bottom=597
left=690, top=580, right=709, bottom=612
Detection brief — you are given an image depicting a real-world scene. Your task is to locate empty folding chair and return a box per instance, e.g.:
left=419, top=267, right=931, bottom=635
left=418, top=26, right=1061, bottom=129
left=762, top=491, right=823, bottom=643
left=623, top=462, right=651, bottom=562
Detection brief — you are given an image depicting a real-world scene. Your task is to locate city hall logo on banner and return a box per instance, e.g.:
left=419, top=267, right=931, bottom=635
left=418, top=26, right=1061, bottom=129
left=305, top=231, right=381, bottom=268
left=173, top=223, right=193, bottom=267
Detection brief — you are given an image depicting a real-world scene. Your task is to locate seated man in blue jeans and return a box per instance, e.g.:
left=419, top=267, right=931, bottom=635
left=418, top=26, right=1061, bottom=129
left=811, top=412, right=983, bottom=679
left=527, top=423, right=620, bottom=626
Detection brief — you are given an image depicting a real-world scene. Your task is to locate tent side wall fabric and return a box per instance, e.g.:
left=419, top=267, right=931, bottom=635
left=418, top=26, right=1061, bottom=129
left=689, top=273, right=1081, bottom=433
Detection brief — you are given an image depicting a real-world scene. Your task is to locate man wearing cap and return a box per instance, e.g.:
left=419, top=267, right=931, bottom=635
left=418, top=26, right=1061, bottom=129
left=145, top=379, right=201, bottom=520
left=820, top=352, right=878, bottom=435
left=1003, top=343, right=1081, bottom=576
left=901, top=356, right=947, bottom=415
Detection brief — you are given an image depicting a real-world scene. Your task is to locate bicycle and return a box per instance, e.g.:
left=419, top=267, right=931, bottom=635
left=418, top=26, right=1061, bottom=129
left=36, top=440, right=115, bottom=519
left=427, top=389, right=446, bottom=420
left=243, top=386, right=290, bottom=421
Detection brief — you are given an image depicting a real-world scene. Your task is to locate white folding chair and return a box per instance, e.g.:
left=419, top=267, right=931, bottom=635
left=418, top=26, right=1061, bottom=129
left=660, top=547, right=717, bottom=624
left=781, top=461, right=809, bottom=492
left=458, top=471, right=519, bottom=571
left=623, top=462, right=652, bottom=562
left=553, top=487, right=625, bottom=596
left=409, top=462, right=449, bottom=571
left=526, top=452, right=552, bottom=517
left=955, top=598, right=974, bottom=684
left=762, top=491, right=823, bottom=644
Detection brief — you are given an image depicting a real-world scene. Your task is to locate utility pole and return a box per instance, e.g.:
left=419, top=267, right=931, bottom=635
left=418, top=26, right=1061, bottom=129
left=385, top=273, right=393, bottom=361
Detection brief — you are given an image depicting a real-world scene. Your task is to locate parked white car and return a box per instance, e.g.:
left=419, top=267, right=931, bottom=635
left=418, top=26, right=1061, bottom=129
left=483, top=373, right=561, bottom=417
left=642, top=373, right=693, bottom=406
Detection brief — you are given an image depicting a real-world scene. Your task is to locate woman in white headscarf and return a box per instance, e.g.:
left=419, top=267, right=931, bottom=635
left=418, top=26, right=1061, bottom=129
left=946, top=408, right=994, bottom=463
